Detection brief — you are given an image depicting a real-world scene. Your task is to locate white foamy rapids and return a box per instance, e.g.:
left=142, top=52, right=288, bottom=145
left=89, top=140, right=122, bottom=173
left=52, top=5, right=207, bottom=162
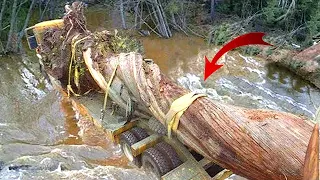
left=239, top=54, right=262, bottom=67
left=20, top=68, right=49, bottom=101
left=177, top=73, right=233, bottom=103
left=178, top=73, right=316, bottom=118
left=215, top=77, right=315, bottom=117
left=0, top=165, right=157, bottom=180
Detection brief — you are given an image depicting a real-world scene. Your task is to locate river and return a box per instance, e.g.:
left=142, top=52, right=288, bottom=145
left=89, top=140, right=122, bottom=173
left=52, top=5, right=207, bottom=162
left=0, top=6, right=319, bottom=180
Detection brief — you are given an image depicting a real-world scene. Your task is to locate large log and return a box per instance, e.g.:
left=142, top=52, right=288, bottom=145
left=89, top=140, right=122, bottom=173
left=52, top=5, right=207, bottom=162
left=291, top=43, right=320, bottom=89
left=37, top=2, right=317, bottom=180
left=82, top=49, right=315, bottom=180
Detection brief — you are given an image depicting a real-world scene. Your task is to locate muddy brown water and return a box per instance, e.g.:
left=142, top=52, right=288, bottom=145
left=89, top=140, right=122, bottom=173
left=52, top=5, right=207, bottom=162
left=0, top=7, right=319, bottom=179
left=141, top=34, right=319, bottom=118
left=85, top=8, right=319, bottom=118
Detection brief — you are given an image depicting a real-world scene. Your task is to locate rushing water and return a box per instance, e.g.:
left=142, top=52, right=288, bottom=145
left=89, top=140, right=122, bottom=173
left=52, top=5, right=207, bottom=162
left=141, top=35, right=320, bottom=118
left=85, top=7, right=320, bottom=118
left=0, top=55, right=155, bottom=179
left=0, top=7, right=319, bottom=180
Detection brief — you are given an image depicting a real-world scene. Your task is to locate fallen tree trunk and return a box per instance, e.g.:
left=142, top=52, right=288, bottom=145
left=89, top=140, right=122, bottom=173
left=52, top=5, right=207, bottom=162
left=83, top=49, right=315, bottom=180
left=264, top=43, right=320, bottom=89
left=291, top=43, right=320, bottom=89
left=38, top=2, right=317, bottom=180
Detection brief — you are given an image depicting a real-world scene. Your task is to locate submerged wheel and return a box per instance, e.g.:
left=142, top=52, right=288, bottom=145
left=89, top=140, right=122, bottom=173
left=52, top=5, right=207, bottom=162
left=155, top=142, right=182, bottom=169
left=120, top=131, right=141, bottom=167
left=130, top=127, right=149, bottom=140
left=142, top=147, right=172, bottom=178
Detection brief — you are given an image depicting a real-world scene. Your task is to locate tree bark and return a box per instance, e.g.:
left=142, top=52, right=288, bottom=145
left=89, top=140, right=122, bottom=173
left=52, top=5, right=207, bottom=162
left=82, top=50, right=315, bottom=180
left=0, top=0, right=7, bottom=30
left=37, top=3, right=317, bottom=180
left=40, top=0, right=51, bottom=21
left=0, top=0, right=6, bottom=53
left=119, top=0, right=127, bottom=29
left=153, top=0, right=171, bottom=38
left=210, top=0, right=215, bottom=19
left=5, top=0, right=18, bottom=52
left=49, top=0, right=55, bottom=19
left=268, top=43, right=320, bottom=89
left=17, top=0, right=36, bottom=51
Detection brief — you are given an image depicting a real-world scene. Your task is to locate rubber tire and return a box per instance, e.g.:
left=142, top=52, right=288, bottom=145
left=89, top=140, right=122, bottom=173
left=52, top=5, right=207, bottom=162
left=148, top=117, right=167, bottom=135
left=120, top=131, right=142, bottom=167
left=130, top=127, right=149, bottom=140
left=142, top=147, right=172, bottom=178
left=155, top=142, right=182, bottom=169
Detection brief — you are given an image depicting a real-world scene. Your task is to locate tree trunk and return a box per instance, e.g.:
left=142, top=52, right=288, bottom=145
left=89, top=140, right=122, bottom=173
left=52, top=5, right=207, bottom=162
left=0, top=0, right=7, bottom=30
left=119, top=0, right=127, bottom=29
left=49, top=0, right=55, bottom=19
left=40, top=0, right=51, bottom=21
left=18, top=0, right=36, bottom=51
left=153, top=0, right=171, bottom=38
left=268, top=43, right=320, bottom=89
left=82, top=50, right=314, bottom=180
left=134, top=2, right=140, bottom=29
left=5, top=0, right=18, bottom=53
left=37, top=3, right=317, bottom=180
left=0, top=0, right=6, bottom=53
left=210, top=0, right=215, bottom=19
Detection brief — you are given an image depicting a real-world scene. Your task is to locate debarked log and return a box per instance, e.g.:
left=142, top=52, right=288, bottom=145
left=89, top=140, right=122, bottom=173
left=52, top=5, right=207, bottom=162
left=81, top=47, right=315, bottom=180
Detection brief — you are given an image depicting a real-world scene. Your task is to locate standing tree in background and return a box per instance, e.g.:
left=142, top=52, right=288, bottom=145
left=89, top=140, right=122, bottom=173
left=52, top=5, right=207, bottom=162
left=5, top=0, right=18, bottom=53
left=0, top=0, right=60, bottom=54
left=18, top=0, right=36, bottom=51
left=0, top=0, right=7, bottom=52
left=210, top=0, right=215, bottom=19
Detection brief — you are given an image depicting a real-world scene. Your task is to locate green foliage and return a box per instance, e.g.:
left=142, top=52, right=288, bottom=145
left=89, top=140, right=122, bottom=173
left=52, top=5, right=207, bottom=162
left=210, top=23, right=231, bottom=45
left=289, top=60, right=306, bottom=70
left=241, top=46, right=262, bottom=56
left=111, top=30, right=144, bottom=54
left=214, top=0, right=320, bottom=47
left=167, top=0, right=180, bottom=14
left=208, top=21, right=246, bottom=46
left=265, top=48, right=273, bottom=56
left=307, top=1, right=320, bottom=38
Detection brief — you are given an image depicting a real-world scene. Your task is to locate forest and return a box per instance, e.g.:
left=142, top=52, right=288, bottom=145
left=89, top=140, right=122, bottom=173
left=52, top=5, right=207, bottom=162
left=0, top=0, right=319, bottom=54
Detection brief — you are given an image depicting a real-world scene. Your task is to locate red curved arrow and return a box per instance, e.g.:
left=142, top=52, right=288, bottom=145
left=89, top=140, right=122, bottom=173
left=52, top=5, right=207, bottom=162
left=204, top=32, right=272, bottom=80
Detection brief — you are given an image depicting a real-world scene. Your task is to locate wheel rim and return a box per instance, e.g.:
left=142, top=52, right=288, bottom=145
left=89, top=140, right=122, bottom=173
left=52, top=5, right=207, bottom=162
left=123, top=143, right=134, bottom=162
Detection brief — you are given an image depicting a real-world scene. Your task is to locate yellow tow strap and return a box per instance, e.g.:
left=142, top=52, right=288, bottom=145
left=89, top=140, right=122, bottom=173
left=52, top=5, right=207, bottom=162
left=100, top=63, right=119, bottom=121
left=165, top=92, right=207, bottom=138
left=67, top=35, right=89, bottom=97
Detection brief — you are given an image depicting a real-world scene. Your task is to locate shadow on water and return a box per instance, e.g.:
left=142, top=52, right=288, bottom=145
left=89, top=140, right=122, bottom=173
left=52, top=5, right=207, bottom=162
left=266, top=63, right=310, bottom=93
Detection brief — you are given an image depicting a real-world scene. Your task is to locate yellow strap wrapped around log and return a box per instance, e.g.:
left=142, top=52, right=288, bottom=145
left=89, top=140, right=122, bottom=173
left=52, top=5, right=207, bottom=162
left=165, top=92, right=207, bottom=138
left=101, top=62, right=119, bottom=121
left=67, top=35, right=89, bottom=97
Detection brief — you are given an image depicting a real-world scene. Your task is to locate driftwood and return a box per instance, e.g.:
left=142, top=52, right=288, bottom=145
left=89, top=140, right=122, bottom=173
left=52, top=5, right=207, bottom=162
left=38, top=2, right=318, bottom=180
